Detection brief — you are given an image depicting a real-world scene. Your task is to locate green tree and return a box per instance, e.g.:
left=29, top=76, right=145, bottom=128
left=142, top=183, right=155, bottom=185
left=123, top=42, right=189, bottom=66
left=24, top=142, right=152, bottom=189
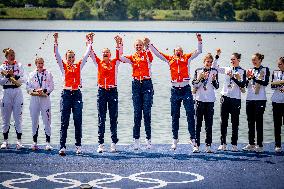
left=127, top=0, right=152, bottom=20
left=238, top=8, right=260, bottom=21
left=139, top=10, right=155, bottom=20
left=270, top=0, right=283, bottom=11
left=57, top=0, right=76, bottom=7
left=214, top=0, right=235, bottom=21
left=0, top=0, right=24, bottom=7
left=47, top=8, right=65, bottom=19
left=189, top=0, right=214, bottom=21
left=236, top=0, right=257, bottom=9
left=0, top=8, right=7, bottom=15
left=260, top=10, right=277, bottom=22
left=38, top=0, right=58, bottom=7
left=72, top=0, right=92, bottom=20
left=24, top=0, right=39, bottom=6
left=172, top=0, right=190, bottom=9
left=98, top=0, right=127, bottom=20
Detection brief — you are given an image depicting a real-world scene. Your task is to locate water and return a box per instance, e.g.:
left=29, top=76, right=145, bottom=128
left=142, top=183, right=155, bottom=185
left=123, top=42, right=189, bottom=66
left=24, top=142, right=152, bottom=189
left=0, top=20, right=283, bottom=145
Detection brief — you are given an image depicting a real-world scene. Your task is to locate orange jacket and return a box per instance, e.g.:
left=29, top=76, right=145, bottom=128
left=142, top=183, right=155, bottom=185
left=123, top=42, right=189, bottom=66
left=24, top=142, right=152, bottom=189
left=149, top=42, right=202, bottom=83
left=98, top=60, right=118, bottom=89
left=124, top=50, right=153, bottom=80
left=62, top=60, right=82, bottom=90
left=91, top=49, right=120, bottom=89
left=163, top=53, right=193, bottom=82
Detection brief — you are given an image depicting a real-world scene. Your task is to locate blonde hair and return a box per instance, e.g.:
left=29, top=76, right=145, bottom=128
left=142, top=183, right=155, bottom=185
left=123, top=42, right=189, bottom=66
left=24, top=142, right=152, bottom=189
left=65, top=50, right=75, bottom=58
left=174, top=46, right=183, bottom=53
left=134, top=39, right=144, bottom=48
left=102, top=48, right=110, bottom=53
left=203, top=53, right=213, bottom=63
left=35, top=57, right=44, bottom=64
left=3, top=48, right=15, bottom=58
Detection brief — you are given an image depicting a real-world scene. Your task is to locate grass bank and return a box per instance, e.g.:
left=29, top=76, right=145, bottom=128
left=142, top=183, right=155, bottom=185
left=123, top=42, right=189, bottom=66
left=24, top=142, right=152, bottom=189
left=0, top=7, right=283, bottom=21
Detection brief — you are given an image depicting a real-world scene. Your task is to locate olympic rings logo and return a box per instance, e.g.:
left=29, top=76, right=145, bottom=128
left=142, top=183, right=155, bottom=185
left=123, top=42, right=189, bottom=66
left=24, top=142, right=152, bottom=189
left=0, top=171, right=204, bottom=189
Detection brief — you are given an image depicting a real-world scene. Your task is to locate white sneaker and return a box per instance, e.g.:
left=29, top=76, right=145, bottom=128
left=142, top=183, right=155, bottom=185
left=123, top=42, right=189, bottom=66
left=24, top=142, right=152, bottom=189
left=31, top=142, right=39, bottom=151
left=16, top=140, right=24, bottom=150
left=110, top=143, right=117, bottom=153
left=145, top=139, right=151, bottom=149
left=275, top=147, right=282, bottom=153
left=134, top=139, right=140, bottom=150
left=205, top=145, right=213, bottom=153
left=1, top=140, right=8, bottom=149
left=45, top=143, right=53, bottom=151
left=217, top=144, right=227, bottom=151
left=171, top=139, right=179, bottom=150
left=231, top=145, right=238, bottom=152
left=192, top=146, right=200, bottom=153
left=97, top=144, right=104, bottom=153
left=189, top=139, right=196, bottom=147
left=254, top=146, right=263, bottom=153
left=242, top=144, right=255, bottom=151
left=76, top=146, right=82, bottom=154
left=59, top=147, right=66, bottom=156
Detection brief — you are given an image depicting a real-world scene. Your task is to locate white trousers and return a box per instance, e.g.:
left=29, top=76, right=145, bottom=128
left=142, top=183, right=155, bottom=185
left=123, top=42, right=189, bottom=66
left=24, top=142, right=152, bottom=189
left=1, top=88, right=23, bottom=133
left=29, top=96, right=51, bottom=136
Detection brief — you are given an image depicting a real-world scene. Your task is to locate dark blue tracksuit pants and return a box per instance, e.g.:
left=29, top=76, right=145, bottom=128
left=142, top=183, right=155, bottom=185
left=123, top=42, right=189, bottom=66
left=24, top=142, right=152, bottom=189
left=60, top=89, right=83, bottom=149
left=220, top=95, right=241, bottom=145
left=272, top=102, right=284, bottom=147
left=132, top=79, right=154, bottom=140
left=171, top=85, right=195, bottom=140
left=97, top=87, right=119, bottom=144
left=195, top=101, right=214, bottom=146
left=246, top=100, right=266, bottom=147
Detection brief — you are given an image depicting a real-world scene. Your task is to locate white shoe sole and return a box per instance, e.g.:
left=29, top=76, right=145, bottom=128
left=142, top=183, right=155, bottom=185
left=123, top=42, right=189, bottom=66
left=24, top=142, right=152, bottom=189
left=97, top=149, right=103, bottom=153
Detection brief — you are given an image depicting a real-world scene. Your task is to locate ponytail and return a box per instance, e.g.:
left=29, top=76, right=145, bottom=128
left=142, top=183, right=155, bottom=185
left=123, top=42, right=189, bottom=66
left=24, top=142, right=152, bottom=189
left=232, top=52, right=241, bottom=60
left=254, top=53, right=264, bottom=62
left=3, top=48, right=14, bottom=58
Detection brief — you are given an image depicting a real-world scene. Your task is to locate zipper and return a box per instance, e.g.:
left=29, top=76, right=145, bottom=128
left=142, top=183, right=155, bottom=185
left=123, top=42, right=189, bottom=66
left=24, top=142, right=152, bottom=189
left=177, top=60, right=180, bottom=81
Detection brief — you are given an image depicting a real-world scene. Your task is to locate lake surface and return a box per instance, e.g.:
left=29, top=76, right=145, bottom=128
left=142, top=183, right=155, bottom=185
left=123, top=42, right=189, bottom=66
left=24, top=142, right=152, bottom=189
left=0, top=20, right=283, bottom=145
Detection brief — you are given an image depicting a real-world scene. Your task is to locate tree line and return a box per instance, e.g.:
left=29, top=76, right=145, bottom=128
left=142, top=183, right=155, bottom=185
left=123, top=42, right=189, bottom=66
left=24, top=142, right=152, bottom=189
left=0, top=0, right=283, bottom=21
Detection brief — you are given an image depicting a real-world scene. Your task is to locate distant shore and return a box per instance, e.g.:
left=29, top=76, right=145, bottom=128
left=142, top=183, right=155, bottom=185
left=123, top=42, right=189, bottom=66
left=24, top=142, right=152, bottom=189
left=0, top=8, right=283, bottom=22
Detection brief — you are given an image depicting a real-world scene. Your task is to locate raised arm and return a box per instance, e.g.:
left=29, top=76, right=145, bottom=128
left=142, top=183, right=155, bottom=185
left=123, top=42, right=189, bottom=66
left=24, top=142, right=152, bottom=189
left=80, top=34, right=92, bottom=70
left=211, top=48, right=226, bottom=74
left=148, top=43, right=170, bottom=63
left=113, top=36, right=132, bottom=64
left=87, top=33, right=100, bottom=67
left=114, top=35, right=123, bottom=58
left=188, top=33, right=203, bottom=62
left=53, top=33, right=64, bottom=73
left=143, top=38, right=154, bottom=63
